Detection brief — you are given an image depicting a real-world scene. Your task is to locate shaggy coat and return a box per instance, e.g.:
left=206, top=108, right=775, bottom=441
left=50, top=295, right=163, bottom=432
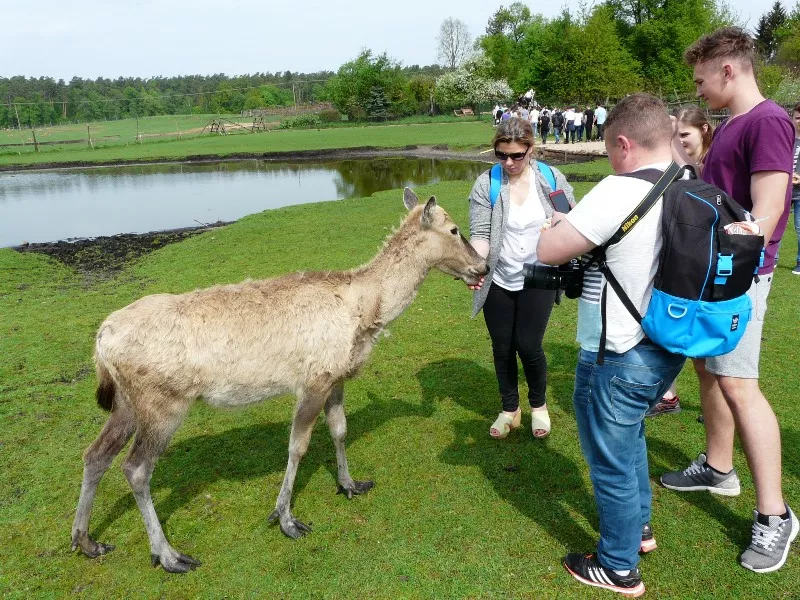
left=71, top=189, right=487, bottom=573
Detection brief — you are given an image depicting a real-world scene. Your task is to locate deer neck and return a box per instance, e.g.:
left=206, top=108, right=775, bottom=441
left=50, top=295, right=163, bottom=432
left=358, top=228, right=430, bottom=325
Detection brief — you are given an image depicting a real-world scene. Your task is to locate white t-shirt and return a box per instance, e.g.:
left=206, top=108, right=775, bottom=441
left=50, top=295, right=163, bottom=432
left=564, top=109, right=575, bottom=124
left=573, top=112, right=583, bottom=126
left=595, top=106, right=607, bottom=125
left=493, top=176, right=547, bottom=291
left=529, top=108, right=539, bottom=123
left=566, top=162, right=670, bottom=353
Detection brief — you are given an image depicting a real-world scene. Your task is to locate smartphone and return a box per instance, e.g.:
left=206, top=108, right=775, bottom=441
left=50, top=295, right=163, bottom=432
left=549, top=190, right=571, bottom=213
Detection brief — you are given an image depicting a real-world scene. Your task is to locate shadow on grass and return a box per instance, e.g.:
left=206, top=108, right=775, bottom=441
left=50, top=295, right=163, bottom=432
left=90, top=393, right=431, bottom=540
left=416, top=356, right=598, bottom=552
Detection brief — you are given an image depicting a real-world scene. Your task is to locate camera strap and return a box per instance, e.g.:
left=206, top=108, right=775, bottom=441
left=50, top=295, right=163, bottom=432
left=593, top=162, right=684, bottom=365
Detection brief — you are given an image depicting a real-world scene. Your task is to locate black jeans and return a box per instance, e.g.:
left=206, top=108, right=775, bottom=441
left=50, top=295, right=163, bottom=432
left=482, top=282, right=556, bottom=412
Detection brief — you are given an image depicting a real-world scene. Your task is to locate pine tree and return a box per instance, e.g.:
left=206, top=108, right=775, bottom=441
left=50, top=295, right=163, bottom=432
left=366, top=86, right=390, bottom=121
left=756, top=1, right=788, bottom=63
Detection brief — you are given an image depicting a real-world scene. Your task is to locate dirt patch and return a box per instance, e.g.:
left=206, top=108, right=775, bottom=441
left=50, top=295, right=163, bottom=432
left=14, top=223, right=229, bottom=277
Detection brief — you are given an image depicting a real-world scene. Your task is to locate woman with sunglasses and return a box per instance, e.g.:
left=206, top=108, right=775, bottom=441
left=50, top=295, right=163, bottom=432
left=468, top=117, right=576, bottom=439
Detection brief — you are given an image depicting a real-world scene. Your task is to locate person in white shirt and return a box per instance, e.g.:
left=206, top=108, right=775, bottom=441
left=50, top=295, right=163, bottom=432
left=573, top=110, right=584, bottom=142
left=564, top=107, right=576, bottom=144
left=528, top=106, right=539, bottom=138
left=595, top=104, right=608, bottom=140
left=467, top=117, right=575, bottom=440
left=538, top=93, right=685, bottom=597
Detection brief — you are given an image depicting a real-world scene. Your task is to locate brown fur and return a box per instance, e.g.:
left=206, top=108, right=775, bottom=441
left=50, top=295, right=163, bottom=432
left=71, top=190, right=487, bottom=573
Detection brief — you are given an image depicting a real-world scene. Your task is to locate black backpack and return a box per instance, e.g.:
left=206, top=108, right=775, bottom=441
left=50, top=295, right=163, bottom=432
left=552, top=112, right=564, bottom=128
left=594, top=163, right=764, bottom=363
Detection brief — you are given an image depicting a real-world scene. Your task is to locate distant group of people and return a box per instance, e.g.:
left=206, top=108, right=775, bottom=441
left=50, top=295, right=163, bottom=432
left=493, top=103, right=608, bottom=145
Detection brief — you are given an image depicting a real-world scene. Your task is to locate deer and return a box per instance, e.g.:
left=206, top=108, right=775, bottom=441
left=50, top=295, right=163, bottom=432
left=70, top=188, right=487, bottom=573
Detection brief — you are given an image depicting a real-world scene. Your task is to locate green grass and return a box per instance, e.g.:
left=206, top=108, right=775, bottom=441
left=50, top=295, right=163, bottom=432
left=0, top=114, right=270, bottom=148
left=1, top=179, right=798, bottom=598
left=0, top=120, right=495, bottom=169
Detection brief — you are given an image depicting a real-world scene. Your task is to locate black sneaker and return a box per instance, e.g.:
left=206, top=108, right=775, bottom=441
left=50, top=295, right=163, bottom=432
left=660, top=452, right=741, bottom=496
left=645, top=396, right=681, bottom=418
left=640, top=523, right=657, bottom=554
left=563, top=552, right=645, bottom=597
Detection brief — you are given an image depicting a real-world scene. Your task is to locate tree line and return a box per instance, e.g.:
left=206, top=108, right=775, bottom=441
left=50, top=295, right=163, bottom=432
left=1, top=0, right=792, bottom=129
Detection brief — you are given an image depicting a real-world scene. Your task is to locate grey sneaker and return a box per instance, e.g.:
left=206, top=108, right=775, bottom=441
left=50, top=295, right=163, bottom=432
left=660, top=452, right=741, bottom=496
left=793, top=264, right=800, bottom=275
left=739, top=507, right=799, bottom=573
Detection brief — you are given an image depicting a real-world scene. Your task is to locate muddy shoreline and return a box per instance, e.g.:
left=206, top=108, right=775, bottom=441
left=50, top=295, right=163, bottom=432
left=0, top=143, right=603, bottom=173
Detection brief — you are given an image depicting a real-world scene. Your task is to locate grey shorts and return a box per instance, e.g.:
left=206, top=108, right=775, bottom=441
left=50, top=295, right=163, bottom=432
left=704, top=274, right=773, bottom=379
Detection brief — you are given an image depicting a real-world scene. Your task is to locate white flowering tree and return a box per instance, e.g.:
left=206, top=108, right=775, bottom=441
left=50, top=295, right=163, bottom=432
left=434, top=54, right=512, bottom=111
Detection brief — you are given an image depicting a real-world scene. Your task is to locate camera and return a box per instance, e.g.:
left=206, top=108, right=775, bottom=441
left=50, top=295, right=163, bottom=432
left=522, top=257, right=588, bottom=299
left=521, top=188, right=589, bottom=299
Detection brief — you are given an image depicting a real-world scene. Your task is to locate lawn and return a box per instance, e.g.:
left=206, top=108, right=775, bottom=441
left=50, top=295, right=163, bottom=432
left=0, top=115, right=495, bottom=169
left=0, top=173, right=797, bottom=598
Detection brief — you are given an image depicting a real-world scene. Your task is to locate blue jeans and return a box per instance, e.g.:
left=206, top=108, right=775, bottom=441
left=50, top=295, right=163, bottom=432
left=794, top=199, right=800, bottom=265
left=572, top=340, right=685, bottom=571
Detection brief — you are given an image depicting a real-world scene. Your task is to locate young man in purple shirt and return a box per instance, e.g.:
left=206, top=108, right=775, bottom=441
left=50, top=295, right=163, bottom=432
left=662, top=27, right=798, bottom=573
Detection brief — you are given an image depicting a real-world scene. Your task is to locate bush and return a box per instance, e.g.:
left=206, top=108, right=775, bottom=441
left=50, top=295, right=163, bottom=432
left=278, top=114, right=323, bottom=129
left=317, top=109, right=341, bottom=123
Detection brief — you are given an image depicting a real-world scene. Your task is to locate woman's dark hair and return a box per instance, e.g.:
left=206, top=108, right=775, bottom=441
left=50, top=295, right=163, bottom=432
left=672, top=105, right=714, bottom=163
left=492, top=117, right=534, bottom=149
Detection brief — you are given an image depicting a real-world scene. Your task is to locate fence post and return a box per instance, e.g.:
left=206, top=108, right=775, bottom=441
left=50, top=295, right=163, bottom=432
left=87, top=125, right=93, bottom=149
left=32, top=129, right=40, bottom=152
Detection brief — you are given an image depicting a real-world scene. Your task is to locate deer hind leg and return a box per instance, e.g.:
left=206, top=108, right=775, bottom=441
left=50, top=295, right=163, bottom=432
left=71, top=397, right=136, bottom=558
left=121, top=399, right=199, bottom=573
left=325, top=380, right=374, bottom=499
left=268, top=377, right=333, bottom=539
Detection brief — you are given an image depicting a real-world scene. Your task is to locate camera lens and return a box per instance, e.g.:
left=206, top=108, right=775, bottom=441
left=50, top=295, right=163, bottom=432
left=523, top=262, right=561, bottom=290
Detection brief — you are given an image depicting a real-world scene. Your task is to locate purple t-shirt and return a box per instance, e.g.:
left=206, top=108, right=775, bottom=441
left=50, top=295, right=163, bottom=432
left=702, top=100, right=793, bottom=274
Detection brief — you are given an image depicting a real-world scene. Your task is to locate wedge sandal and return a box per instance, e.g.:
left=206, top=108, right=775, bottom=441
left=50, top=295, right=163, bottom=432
left=489, top=408, right=522, bottom=439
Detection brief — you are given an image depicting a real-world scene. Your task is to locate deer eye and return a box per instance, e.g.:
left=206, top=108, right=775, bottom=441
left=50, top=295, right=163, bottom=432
left=450, top=227, right=459, bottom=235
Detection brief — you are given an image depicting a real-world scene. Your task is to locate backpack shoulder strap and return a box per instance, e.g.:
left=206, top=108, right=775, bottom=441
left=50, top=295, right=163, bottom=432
left=489, top=163, right=502, bottom=207
left=536, top=160, right=557, bottom=192
left=605, top=162, right=685, bottom=247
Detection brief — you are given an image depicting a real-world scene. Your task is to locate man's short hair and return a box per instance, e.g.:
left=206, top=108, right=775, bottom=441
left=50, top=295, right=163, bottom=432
left=684, top=27, right=756, bottom=72
left=793, top=102, right=800, bottom=115
left=603, top=93, right=672, bottom=150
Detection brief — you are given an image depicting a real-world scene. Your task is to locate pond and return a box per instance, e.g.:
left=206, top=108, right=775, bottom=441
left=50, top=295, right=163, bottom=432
left=0, top=157, right=489, bottom=248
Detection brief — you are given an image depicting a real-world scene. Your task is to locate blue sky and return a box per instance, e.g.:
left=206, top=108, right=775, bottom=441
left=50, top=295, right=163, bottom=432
left=1, top=0, right=767, bottom=80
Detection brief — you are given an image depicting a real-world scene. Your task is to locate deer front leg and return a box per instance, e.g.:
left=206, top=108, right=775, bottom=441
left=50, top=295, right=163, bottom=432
left=268, top=380, right=330, bottom=539
left=325, top=381, right=374, bottom=499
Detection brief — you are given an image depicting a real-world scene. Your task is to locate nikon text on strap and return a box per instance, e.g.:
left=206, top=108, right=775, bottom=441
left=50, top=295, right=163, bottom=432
left=593, top=162, right=685, bottom=365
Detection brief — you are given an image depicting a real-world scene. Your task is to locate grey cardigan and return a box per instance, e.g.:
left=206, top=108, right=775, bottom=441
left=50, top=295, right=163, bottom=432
left=469, top=160, right=576, bottom=317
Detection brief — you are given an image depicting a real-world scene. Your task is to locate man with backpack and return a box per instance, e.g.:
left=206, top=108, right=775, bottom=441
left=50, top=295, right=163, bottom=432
left=538, top=93, right=685, bottom=597
left=661, top=26, right=798, bottom=574
left=552, top=108, right=565, bottom=144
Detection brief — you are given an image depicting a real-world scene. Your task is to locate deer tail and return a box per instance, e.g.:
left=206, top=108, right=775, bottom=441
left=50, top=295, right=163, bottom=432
left=95, top=360, right=115, bottom=412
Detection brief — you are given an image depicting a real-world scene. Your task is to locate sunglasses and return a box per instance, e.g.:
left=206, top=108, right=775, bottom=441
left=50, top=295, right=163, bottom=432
left=494, top=148, right=529, bottom=161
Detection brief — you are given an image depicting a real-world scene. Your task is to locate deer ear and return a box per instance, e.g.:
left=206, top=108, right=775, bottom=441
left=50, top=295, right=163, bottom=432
left=422, top=196, right=437, bottom=226
left=403, top=188, right=418, bottom=210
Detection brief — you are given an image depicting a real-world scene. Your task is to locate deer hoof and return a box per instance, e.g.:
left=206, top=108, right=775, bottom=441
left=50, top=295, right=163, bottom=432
left=151, top=551, right=202, bottom=573
left=337, top=480, right=375, bottom=500
left=281, top=517, right=313, bottom=539
left=71, top=531, right=115, bottom=558
left=269, top=509, right=313, bottom=539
